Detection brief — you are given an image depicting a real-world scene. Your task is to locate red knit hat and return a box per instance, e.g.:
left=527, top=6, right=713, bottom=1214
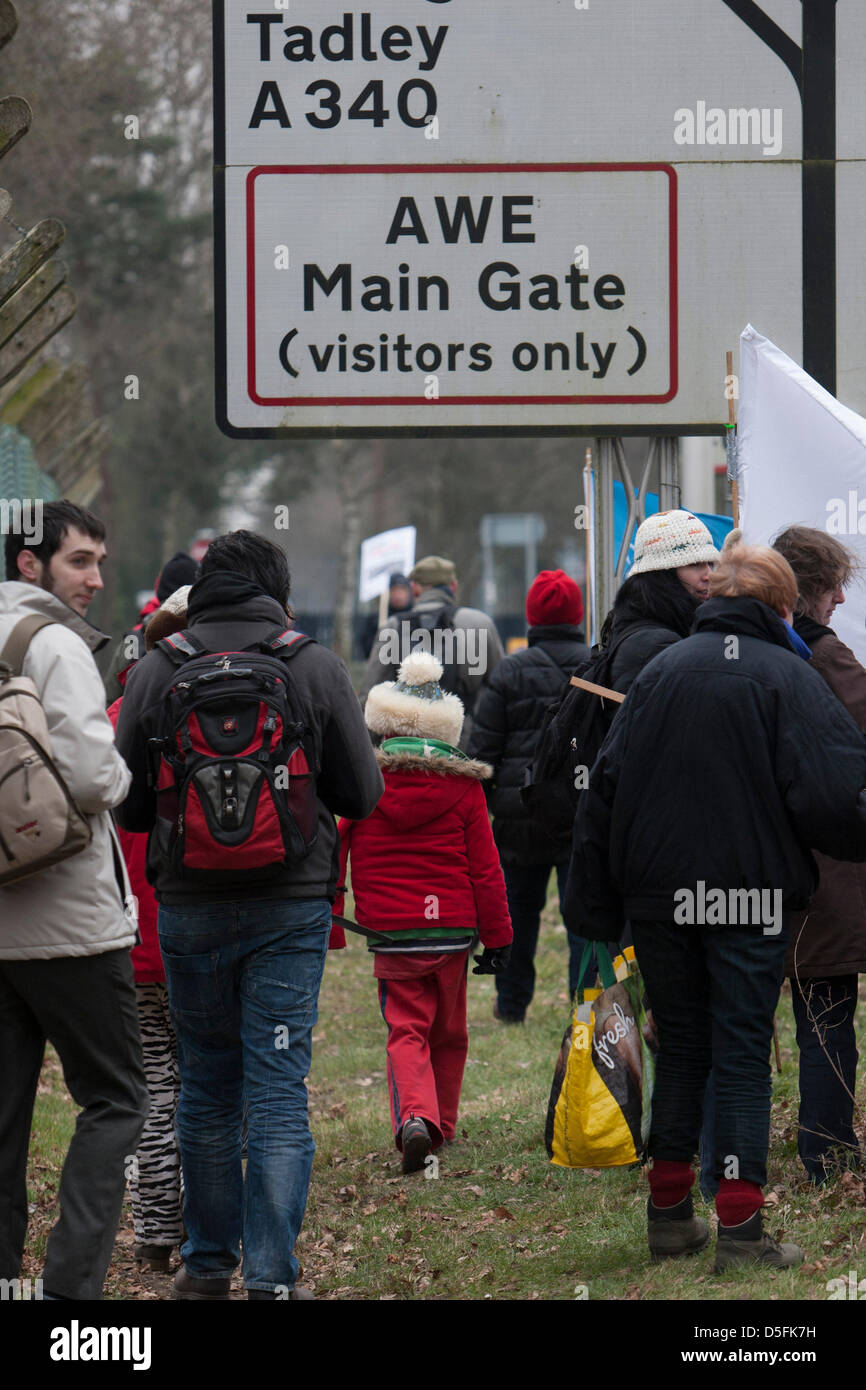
left=526, top=570, right=584, bottom=627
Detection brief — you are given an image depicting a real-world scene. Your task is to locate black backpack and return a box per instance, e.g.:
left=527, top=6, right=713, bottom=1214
left=519, top=630, right=632, bottom=841
left=144, top=627, right=319, bottom=884
left=402, top=602, right=475, bottom=711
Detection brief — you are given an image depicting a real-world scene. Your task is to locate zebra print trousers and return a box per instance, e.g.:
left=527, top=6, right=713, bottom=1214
left=129, top=983, right=184, bottom=1245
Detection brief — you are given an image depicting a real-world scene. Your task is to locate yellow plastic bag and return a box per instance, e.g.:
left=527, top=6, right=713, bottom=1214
left=545, top=944, right=657, bottom=1169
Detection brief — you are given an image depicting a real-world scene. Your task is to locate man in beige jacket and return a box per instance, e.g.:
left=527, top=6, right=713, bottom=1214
left=0, top=500, right=148, bottom=1301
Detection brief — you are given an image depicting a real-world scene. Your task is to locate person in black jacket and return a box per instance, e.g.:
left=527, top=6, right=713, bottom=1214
left=467, top=570, right=589, bottom=1022
left=357, top=572, right=412, bottom=661
left=601, top=509, right=721, bottom=696
left=116, top=531, right=384, bottom=1301
left=565, top=544, right=866, bottom=1272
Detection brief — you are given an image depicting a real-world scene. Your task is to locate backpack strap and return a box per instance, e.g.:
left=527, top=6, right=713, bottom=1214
left=158, top=627, right=315, bottom=667
left=0, top=615, right=58, bottom=675
left=156, top=629, right=208, bottom=667
left=332, top=914, right=399, bottom=946
left=262, top=627, right=315, bottom=661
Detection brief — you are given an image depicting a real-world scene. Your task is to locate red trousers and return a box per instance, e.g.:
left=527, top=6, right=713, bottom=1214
left=375, top=951, right=469, bottom=1150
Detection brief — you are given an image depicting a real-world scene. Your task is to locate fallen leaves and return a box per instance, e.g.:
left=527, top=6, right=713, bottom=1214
left=503, top=1165, right=528, bottom=1184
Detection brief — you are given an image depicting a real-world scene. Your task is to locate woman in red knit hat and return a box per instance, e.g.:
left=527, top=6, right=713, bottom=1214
left=467, top=570, right=590, bottom=1022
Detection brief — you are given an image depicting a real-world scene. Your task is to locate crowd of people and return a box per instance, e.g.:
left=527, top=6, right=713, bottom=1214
left=0, top=499, right=863, bottom=1300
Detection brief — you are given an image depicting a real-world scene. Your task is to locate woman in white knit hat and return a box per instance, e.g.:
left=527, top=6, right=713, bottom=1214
left=600, top=509, right=721, bottom=696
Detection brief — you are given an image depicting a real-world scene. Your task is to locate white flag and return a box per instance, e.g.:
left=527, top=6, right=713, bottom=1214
left=739, top=324, right=866, bottom=667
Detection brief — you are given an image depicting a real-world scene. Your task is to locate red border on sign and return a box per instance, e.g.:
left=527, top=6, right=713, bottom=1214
left=245, top=164, right=678, bottom=407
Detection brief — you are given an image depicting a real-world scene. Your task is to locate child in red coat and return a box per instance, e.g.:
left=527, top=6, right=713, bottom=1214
left=334, top=651, right=512, bottom=1173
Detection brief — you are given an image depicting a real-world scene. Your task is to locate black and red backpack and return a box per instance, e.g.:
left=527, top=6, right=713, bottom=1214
left=144, top=627, right=318, bottom=884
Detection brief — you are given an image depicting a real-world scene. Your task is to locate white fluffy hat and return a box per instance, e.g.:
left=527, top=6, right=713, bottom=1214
left=628, top=510, right=720, bottom=575
left=364, top=650, right=464, bottom=747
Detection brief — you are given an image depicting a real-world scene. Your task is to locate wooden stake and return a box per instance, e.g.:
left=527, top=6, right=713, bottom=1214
left=726, top=348, right=740, bottom=528
left=570, top=673, right=625, bottom=704
left=583, top=445, right=593, bottom=643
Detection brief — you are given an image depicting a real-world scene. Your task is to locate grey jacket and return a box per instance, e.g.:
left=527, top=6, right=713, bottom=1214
left=359, top=586, right=504, bottom=749
left=0, top=583, right=135, bottom=960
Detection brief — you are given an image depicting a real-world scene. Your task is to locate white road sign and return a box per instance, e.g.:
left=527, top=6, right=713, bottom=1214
left=214, top=1, right=866, bottom=436
left=358, top=525, right=416, bottom=602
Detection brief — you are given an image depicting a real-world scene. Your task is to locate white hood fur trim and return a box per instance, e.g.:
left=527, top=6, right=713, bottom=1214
left=365, top=681, right=464, bottom=745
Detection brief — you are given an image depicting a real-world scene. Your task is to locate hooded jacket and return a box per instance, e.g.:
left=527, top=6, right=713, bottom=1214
left=333, top=743, right=512, bottom=945
left=114, top=573, right=384, bottom=904
left=564, top=596, right=866, bottom=941
left=0, top=582, right=135, bottom=960
left=785, top=615, right=866, bottom=979
left=467, top=623, right=590, bottom=864
left=604, top=572, right=699, bottom=696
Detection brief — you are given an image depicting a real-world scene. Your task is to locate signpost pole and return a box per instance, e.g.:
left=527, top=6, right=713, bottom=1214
left=658, top=437, right=680, bottom=511
left=593, top=437, right=616, bottom=637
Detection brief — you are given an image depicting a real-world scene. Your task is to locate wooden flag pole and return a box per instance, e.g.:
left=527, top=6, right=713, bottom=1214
left=726, top=348, right=740, bottom=528
left=583, top=444, right=593, bottom=645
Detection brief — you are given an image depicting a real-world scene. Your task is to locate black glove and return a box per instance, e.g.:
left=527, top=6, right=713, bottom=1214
left=472, top=945, right=512, bottom=976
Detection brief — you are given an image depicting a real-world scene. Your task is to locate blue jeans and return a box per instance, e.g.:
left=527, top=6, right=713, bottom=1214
left=631, top=920, right=788, bottom=1189
left=158, top=898, right=330, bottom=1292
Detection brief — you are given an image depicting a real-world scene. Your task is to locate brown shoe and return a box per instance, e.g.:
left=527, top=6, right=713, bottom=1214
left=172, top=1267, right=231, bottom=1300
left=714, top=1211, right=804, bottom=1271
left=134, top=1243, right=174, bottom=1274
left=647, top=1195, right=710, bottom=1263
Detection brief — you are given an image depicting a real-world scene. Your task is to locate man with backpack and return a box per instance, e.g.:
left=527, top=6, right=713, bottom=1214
left=0, top=500, right=149, bottom=1301
left=359, top=555, right=504, bottom=749
left=115, top=530, right=383, bottom=1300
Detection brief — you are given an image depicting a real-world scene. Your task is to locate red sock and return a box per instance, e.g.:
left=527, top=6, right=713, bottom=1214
left=716, top=1178, right=763, bottom=1228
left=648, top=1159, right=694, bottom=1209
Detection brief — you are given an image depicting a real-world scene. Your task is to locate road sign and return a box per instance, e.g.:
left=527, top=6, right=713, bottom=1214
left=214, top=0, right=866, bottom=436
left=479, top=514, right=547, bottom=547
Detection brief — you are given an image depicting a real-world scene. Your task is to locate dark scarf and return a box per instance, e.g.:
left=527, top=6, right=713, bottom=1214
left=186, top=570, right=277, bottom=623
left=793, top=613, right=833, bottom=648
